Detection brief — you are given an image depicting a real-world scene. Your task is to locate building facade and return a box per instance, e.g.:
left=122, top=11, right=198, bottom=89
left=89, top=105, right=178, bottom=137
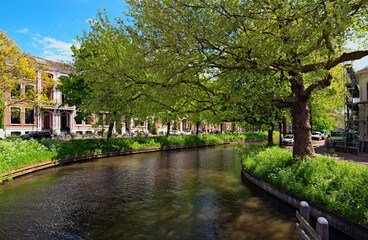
left=356, top=65, right=368, bottom=150
left=2, top=57, right=254, bottom=137
left=3, top=57, right=97, bottom=136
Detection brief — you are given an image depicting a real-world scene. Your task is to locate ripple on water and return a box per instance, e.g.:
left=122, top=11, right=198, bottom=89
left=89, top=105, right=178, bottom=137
left=0, top=147, right=300, bottom=240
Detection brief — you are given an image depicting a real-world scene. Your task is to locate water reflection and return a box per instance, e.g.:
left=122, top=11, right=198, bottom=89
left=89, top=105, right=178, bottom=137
left=0, top=147, right=298, bottom=240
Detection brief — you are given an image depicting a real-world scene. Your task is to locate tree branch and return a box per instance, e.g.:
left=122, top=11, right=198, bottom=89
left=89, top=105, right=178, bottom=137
left=303, top=73, right=332, bottom=100
left=301, top=50, right=368, bottom=73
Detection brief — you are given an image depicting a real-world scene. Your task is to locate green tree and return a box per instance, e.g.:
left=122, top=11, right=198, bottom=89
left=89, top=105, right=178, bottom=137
left=124, top=0, right=368, bottom=159
left=62, top=11, right=157, bottom=139
left=309, top=66, right=346, bottom=131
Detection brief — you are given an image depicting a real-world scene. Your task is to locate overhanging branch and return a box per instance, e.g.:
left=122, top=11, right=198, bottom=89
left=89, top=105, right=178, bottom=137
left=301, top=50, right=368, bottom=73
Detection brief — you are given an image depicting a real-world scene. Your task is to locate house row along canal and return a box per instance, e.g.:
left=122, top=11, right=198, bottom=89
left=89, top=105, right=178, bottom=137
left=0, top=145, right=352, bottom=239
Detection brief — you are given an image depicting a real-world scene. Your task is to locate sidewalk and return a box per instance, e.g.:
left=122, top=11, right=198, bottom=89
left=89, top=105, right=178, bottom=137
left=314, top=142, right=368, bottom=166
left=285, top=141, right=368, bottom=166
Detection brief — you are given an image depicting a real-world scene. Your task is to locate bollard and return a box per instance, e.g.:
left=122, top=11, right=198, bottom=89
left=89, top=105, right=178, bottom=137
left=316, top=217, right=329, bottom=240
left=300, top=201, right=310, bottom=223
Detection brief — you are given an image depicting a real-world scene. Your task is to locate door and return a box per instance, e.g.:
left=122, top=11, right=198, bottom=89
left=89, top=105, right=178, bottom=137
left=43, top=112, right=50, bottom=129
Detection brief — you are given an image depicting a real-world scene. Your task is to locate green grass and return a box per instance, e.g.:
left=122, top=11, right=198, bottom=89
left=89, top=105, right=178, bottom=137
left=240, top=145, right=368, bottom=225
left=0, top=132, right=269, bottom=181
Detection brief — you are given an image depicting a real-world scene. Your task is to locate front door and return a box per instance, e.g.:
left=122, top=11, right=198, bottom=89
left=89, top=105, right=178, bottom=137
left=60, top=112, right=70, bottom=134
left=43, top=112, right=50, bottom=129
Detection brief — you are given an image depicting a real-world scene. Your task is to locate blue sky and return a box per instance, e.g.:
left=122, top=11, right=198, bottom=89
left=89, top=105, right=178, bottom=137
left=0, top=0, right=128, bottom=62
left=1, top=0, right=367, bottom=70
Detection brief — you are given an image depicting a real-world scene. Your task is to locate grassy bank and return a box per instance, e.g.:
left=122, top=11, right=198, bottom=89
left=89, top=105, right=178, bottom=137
left=240, top=145, right=368, bottom=225
left=0, top=132, right=268, bottom=180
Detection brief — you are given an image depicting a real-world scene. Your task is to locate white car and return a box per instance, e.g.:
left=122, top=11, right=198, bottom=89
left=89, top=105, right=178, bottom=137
left=282, top=134, right=294, bottom=145
left=170, top=130, right=181, bottom=135
left=311, top=131, right=323, bottom=140
left=0, top=129, right=4, bottom=139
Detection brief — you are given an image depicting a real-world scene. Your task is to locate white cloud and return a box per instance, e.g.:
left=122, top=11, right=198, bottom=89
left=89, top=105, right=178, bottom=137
left=34, top=36, right=79, bottom=62
left=15, top=28, right=29, bottom=34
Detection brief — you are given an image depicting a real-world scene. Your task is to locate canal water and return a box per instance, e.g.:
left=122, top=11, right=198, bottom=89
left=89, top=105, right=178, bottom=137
left=0, top=146, right=299, bottom=240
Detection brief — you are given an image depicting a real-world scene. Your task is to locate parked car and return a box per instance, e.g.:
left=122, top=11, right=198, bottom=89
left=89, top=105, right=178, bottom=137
left=211, top=130, right=220, bottom=134
left=20, top=131, right=52, bottom=140
left=311, top=131, right=323, bottom=140
left=170, top=130, right=181, bottom=135
left=325, top=131, right=345, bottom=147
left=315, top=129, right=328, bottom=139
left=330, top=131, right=344, bottom=142
left=282, top=134, right=294, bottom=145
left=191, top=129, right=203, bottom=134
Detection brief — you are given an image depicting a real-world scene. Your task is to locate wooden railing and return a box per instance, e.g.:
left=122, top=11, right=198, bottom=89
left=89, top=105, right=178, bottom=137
left=296, top=201, right=329, bottom=240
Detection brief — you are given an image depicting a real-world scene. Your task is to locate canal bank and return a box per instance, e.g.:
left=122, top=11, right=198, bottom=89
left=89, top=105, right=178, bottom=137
left=0, top=145, right=299, bottom=240
left=1, top=137, right=267, bottom=183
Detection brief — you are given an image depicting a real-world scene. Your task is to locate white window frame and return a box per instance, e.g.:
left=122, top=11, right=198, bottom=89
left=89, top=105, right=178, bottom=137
left=24, top=107, right=35, bottom=125
left=10, top=107, right=22, bottom=125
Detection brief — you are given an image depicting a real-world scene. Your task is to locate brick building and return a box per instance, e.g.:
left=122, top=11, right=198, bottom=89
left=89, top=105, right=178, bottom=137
left=2, top=57, right=249, bottom=137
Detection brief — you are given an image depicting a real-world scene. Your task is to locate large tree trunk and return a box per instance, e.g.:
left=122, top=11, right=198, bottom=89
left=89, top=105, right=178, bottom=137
left=282, top=117, right=287, bottom=136
left=166, top=121, right=170, bottom=137
left=290, top=100, right=315, bottom=158
left=196, top=121, right=200, bottom=135
left=268, top=123, right=274, bottom=145
left=125, top=117, right=130, bottom=135
left=279, top=122, right=282, bottom=147
left=107, top=121, right=115, bottom=140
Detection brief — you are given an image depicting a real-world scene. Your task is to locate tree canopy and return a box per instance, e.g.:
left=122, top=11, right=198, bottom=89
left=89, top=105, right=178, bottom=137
left=68, top=1, right=368, bottom=158
left=0, top=31, right=46, bottom=128
left=121, top=0, right=368, bottom=158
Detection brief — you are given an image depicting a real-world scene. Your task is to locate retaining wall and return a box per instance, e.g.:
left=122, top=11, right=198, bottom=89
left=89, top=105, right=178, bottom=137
left=241, top=167, right=368, bottom=240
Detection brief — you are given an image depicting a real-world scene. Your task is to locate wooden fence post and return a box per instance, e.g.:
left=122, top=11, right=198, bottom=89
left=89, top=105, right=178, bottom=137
left=300, top=201, right=310, bottom=223
left=316, top=217, right=329, bottom=240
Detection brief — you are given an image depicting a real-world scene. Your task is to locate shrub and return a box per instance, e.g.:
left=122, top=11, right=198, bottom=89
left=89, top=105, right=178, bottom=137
left=1, top=132, right=272, bottom=182
left=241, top=146, right=368, bottom=225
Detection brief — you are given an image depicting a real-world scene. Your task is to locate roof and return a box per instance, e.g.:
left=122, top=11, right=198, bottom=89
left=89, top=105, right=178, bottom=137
left=35, top=56, right=72, bottom=74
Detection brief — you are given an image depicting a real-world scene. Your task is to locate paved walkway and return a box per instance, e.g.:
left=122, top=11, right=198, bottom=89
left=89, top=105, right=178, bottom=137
left=287, top=140, right=368, bottom=166
left=314, top=141, right=368, bottom=166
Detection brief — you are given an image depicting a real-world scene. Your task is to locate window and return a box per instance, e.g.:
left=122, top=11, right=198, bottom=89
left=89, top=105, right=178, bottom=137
left=11, top=132, right=21, bottom=136
left=25, top=85, right=34, bottom=97
left=11, top=83, right=21, bottom=99
left=11, top=107, right=21, bottom=124
left=85, top=115, right=93, bottom=125
left=75, top=113, right=83, bottom=125
left=25, top=108, right=34, bottom=124
left=98, top=113, right=104, bottom=125
left=44, top=87, right=53, bottom=100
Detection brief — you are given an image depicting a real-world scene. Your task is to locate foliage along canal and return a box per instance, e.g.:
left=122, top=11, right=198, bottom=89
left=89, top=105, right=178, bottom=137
left=0, top=146, right=299, bottom=240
